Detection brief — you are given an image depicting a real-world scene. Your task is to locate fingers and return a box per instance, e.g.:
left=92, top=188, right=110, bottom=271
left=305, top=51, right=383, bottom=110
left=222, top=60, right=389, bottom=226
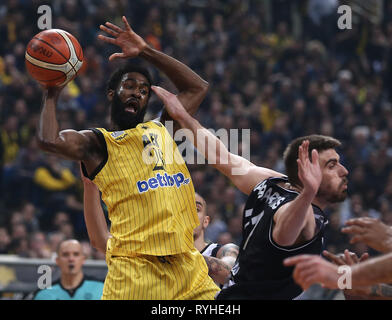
left=345, top=217, right=373, bottom=227
left=97, top=34, right=116, bottom=45
left=293, top=267, right=318, bottom=290
left=105, top=21, right=123, bottom=33
left=359, top=252, right=370, bottom=262
left=122, top=16, right=132, bottom=31
left=151, top=85, right=168, bottom=96
left=343, top=249, right=356, bottom=265
left=341, top=225, right=364, bottom=235
left=322, top=250, right=345, bottom=266
left=311, top=148, right=319, bottom=164
left=151, top=85, right=171, bottom=102
left=108, top=52, right=126, bottom=61
left=100, top=24, right=119, bottom=37
left=298, top=140, right=309, bottom=163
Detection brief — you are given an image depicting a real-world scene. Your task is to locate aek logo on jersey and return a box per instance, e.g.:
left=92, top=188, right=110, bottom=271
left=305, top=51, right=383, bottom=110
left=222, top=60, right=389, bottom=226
left=137, top=172, right=190, bottom=193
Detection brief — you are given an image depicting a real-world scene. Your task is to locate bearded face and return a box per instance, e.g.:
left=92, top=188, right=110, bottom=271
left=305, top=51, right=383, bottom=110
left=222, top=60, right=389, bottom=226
left=315, top=149, right=349, bottom=204
left=111, top=90, right=148, bottom=130
left=110, top=72, right=150, bottom=130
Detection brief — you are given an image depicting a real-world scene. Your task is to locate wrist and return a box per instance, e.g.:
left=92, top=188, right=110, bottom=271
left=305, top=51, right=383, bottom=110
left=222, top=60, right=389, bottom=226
left=299, top=187, right=317, bottom=201
left=139, top=44, right=154, bottom=59
left=45, top=86, right=62, bottom=100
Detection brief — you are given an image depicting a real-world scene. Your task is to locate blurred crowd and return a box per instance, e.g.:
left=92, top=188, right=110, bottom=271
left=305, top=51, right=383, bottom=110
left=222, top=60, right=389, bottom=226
left=1, top=0, right=392, bottom=261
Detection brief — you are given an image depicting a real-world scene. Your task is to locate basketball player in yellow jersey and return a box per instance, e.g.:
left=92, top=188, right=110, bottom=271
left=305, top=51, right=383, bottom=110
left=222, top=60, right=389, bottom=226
left=37, top=16, right=219, bottom=299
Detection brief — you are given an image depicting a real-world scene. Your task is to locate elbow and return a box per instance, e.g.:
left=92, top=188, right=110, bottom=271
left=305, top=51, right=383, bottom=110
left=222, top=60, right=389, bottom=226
left=36, top=136, right=55, bottom=152
left=192, top=81, right=209, bottom=98
left=199, top=81, right=209, bottom=96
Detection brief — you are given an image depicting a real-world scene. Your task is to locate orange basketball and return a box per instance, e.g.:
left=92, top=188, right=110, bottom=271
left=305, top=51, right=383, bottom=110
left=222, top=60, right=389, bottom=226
left=25, top=29, right=84, bottom=87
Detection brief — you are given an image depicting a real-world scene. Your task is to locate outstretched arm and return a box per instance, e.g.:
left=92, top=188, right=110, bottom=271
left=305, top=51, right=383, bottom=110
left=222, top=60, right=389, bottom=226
left=151, top=85, right=282, bottom=195
left=80, top=165, right=111, bottom=253
left=98, top=16, right=208, bottom=128
left=284, top=252, right=392, bottom=296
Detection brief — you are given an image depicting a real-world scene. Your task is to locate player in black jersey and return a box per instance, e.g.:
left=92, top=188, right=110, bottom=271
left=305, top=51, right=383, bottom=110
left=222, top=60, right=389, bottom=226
left=151, top=86, right=349, bottom=300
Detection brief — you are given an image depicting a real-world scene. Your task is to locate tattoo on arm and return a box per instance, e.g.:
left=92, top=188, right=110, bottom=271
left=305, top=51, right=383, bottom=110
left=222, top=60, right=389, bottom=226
left=219, top=244, right=239, bottom=259
left=370, top=284, right=392, bottom=298
left=203, top=256, right=231, bottom=277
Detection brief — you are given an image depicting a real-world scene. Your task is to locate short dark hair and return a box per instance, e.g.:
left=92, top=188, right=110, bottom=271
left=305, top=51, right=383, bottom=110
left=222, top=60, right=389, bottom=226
left=106, top=63, right=153, bottom=96
left=283, top=134, right=342, bottom=187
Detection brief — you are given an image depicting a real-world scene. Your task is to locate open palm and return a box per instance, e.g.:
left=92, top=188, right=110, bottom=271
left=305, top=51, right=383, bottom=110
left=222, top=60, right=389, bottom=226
left=297, top=140, right=322, bottom=195
left=98, top=16, right=147, bottom=61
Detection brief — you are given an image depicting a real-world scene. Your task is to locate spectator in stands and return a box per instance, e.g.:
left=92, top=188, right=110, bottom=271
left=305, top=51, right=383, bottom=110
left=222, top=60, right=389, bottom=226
left=28, top=231, right=51, bottom=259
left=0, top=227, right=10, bottom=254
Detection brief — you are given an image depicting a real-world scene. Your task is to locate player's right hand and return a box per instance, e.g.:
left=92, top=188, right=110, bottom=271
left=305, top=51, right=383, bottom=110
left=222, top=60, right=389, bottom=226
left=98, top=16, right=147, bottom=61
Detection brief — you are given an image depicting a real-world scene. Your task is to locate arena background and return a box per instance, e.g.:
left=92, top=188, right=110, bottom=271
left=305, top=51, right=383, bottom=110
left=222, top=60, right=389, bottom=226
left=0, top=0, right=390, bottom=300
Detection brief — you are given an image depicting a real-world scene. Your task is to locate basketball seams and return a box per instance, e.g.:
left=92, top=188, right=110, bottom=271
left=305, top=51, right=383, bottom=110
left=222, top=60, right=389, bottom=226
left=54, top=30, right=80, bottom=76
left=25, top=59, right=66, bottom=83
left=32, top=37, right=70, bottom=64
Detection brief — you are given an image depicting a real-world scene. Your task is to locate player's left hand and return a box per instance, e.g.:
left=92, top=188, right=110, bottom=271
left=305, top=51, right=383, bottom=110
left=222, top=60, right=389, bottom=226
left=98, top=16, right=147, bottom=61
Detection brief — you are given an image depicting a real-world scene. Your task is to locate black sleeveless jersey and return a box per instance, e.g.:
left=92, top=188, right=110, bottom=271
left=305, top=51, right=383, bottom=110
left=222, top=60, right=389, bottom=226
left=217, top=177, right=328, bottom=300
left=200, top=242, right=221, bottom=258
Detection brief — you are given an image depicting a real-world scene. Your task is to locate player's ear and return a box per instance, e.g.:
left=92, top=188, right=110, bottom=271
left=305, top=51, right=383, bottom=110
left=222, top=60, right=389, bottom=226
left=107, top=89, right=114, bottom=101
left=203, top=216, right=210, bottom=228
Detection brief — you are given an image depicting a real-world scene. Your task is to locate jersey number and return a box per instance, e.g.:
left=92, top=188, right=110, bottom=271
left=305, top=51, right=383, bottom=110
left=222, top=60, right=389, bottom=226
left=142, top=133, right=166, bottom=171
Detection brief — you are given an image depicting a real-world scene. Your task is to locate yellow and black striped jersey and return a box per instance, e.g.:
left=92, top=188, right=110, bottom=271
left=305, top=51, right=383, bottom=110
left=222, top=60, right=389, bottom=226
left=90, top=120, right=199, bottom=256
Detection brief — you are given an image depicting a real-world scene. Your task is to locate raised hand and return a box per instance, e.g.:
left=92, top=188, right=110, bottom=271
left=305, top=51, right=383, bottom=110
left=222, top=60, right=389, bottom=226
left=342, top=217, right=392, bottom=253
left=98, top=16, right=147, bottom=61
left=297, top=140, right=322, bottom=195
